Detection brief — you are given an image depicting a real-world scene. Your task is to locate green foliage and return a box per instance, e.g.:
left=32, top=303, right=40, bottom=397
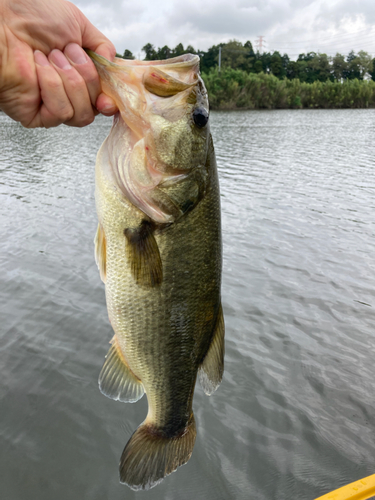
left=344, top=50, right=362, bottom=79
left=331, top=53, right=347, bottom=81
left=142, top=43, right=158, bottom=60
left=371, top=59, right=375, bottom=81
left=137, top=40, right=375, bottom=108
left=123, top=49, right=135, bottom=60
left=200, top=44, right=221, bottom=73
left=140, top=40, right=371, bottom=83
left=218, top=40, right=254, bottom=72
left=142, top=42, right=196, bottom=61
left=202, top=68, right=375, bottom=110
left=356, top=50, right=373, bottom=78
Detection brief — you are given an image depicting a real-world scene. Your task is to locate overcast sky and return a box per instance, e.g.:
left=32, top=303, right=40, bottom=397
left=72, top=0, right=375, bottom=59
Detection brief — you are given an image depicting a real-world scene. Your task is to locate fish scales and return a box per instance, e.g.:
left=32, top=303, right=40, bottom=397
left=89, top=51, right=224, bottom=490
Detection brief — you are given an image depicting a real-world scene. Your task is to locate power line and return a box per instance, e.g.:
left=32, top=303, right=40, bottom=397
left=267, top=27, right=375, bottom=45
left=273, top=36, right=375, bottom=50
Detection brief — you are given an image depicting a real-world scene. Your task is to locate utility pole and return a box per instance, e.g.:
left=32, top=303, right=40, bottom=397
left=218, top=46, right=222, bottom=73
left=255, top=36, right=265, bottom=54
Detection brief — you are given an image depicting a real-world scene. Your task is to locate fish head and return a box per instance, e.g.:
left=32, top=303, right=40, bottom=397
left=88, top=51, right=211, bottom=223
left=141, top=60, right=210, bottom=173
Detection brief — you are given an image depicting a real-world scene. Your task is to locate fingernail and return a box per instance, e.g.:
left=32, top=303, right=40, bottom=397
left=64, top=43, right=88, bottom=65
left=34, top=50, right=50, bottom=67
left=49, top=50, right=72, bottom=70
left=101, top=103, right=117, bottom=112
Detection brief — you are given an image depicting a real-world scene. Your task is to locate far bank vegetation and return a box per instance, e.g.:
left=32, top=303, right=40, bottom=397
left=118, top=41, right=375, bottom=110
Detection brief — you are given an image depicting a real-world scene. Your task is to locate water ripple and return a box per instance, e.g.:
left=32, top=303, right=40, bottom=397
left=1, top=110, right=375, bottom=499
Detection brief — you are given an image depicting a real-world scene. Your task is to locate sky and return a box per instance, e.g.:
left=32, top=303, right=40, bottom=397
left=72, top=0, right=375, bottom=59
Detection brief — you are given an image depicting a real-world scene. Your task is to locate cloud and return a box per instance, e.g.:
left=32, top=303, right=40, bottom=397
left=70, top=0, right=375, bottom=57
left=318, top=0, right=375, bottom=26
left=168, top=0, right=292, bottom=38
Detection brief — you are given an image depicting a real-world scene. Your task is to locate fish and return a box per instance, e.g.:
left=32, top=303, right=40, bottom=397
left=87, top=50, right=224, bottom=490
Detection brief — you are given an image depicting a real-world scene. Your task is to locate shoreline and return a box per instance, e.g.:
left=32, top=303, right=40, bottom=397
left=209, top=104, right=375, bottom=111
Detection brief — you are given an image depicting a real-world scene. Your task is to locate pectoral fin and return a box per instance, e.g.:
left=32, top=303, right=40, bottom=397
left=199, top=303, right=225, bottom=395
left=94, top=223, right=106, bottom=283
left=124, top=220, right=163, bottom=287
left=99, top=337, right=145, bottom=403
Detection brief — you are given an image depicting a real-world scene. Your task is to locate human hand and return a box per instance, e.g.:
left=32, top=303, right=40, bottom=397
left=0, top=0, right=118, bottom=128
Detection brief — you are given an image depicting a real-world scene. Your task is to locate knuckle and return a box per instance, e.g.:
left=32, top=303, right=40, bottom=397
left=77, top=112, right=95, bottom=127
left=83, top=71, right=99, bottom=87
left=45, top=76, right=62, bottom=91
left=67, top=77, right=83, bottom=93
left=59, top=107, right=74, bottom=123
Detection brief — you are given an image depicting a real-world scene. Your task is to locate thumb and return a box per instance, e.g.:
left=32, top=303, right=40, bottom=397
left=78, top=11, right=116, bottom=61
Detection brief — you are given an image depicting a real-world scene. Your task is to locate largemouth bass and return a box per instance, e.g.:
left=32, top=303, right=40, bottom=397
left=87, top=51, right=224, bottom=490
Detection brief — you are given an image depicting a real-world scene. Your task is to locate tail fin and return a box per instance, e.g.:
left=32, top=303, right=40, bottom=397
left=119, top=414, right=196, bottom=490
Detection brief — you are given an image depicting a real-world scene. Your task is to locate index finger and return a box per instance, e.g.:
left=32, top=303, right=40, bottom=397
left=63, top=43, right=118, bottom=115
left=63, top=43, right=101, bottom=107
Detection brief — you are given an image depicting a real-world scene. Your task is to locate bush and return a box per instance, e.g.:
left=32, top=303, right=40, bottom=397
left=201, top=68, right=375, bottom=109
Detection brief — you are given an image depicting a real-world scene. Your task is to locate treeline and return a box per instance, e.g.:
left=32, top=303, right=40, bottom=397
left=119, top=40, right=375, bottom=83
left=117, top=40, right=375, bottom=109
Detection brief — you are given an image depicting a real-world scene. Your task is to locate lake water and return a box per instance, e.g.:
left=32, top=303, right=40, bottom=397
left=1, top=109, right=375, bottom=500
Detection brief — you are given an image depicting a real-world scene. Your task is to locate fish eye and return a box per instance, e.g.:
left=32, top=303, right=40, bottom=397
left=193, top=108, right=209, bottom=128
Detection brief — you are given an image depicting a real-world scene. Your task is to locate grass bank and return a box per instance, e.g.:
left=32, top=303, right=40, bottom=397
left=202, top=68, right=375, bottom=109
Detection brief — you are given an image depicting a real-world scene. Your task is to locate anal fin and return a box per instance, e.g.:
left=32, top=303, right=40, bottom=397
left=199, top=303, right=225, bottom=396
left=99, top=337, right=144, bottom=403
left=124, top=220, right=162, bottom=287
left=94, top=223, right=106, bottom=283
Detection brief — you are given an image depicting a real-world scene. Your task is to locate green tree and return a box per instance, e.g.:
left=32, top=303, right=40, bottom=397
left=356, top=50, right=373, bottom=79
left=123, top=49, right=135, bottom=60
left=331, top=53, right=347, bottom=81
left=220, top=40, right=254, bottom=72
left=344, top=51, right=361, bottom=79
left=310, top=53, right=332, bottom=82
left=185, top=45, right=196, bottom=54
left=200, top=44, right=222, bottom=73
left=142, top=43, right=157, bottom=60
left=259, top=52, right=272, bottom=73
left=269, top=51, right=286, bottom=78
left=253, top=59, right=263, bottom=73
left=173, top=43, right=185, bottom=56
left=244, top=40, right=254, bottom=54
left=295, top=52, right=315, bottom=83
left=157, top=45, right=172, bottom=59
left=286, top=60, right=299, bottom=80
left=371, top=58, right=375, bottom=81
